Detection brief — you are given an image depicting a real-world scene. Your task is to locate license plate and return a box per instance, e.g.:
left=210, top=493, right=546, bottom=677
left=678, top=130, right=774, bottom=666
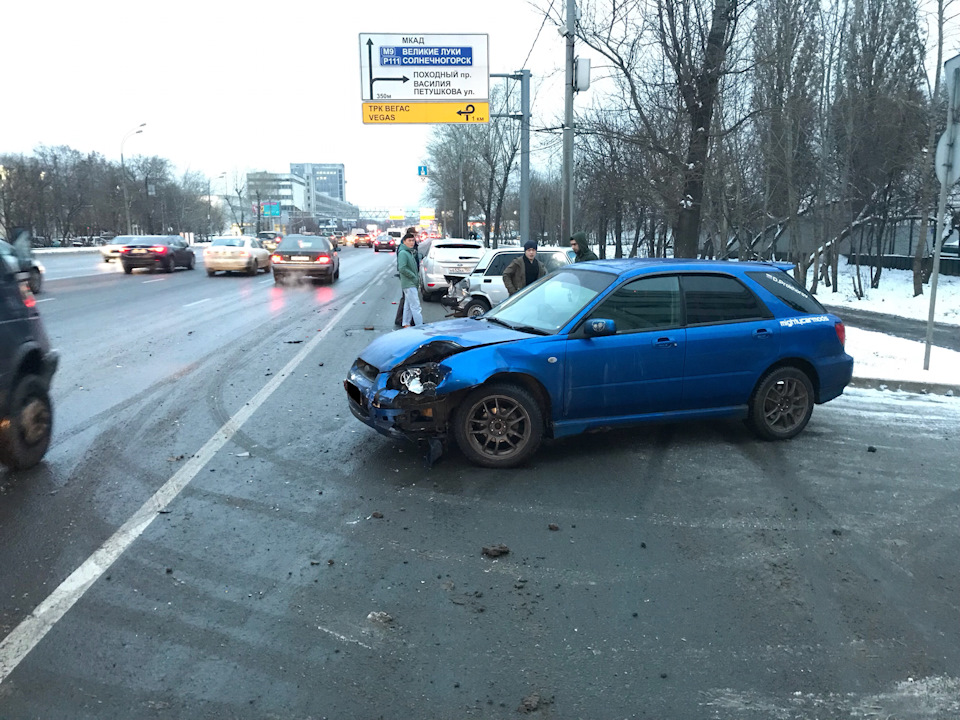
left=291, top=255, right=311, bottom=261
left=448, top=266, right=469, bottom=274
left=132, top=249, right=148, bottom=254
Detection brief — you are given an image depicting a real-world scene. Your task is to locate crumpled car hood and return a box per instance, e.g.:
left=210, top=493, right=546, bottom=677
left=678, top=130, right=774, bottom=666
left=359, top=318, right=529, bottom=372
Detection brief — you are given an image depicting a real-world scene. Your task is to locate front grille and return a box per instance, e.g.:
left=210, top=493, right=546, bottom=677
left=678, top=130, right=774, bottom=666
left=355, top=359, right=378, bottom=382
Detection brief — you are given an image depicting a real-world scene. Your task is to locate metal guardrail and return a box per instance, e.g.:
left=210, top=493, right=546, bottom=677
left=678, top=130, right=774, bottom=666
left=845, top=253, right=960, bottom=276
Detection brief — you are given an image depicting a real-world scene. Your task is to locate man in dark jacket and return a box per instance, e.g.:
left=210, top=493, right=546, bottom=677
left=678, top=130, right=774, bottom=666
left=503, top=239, right=546, bottom=295
left=570, top=232, right=598, bottom=262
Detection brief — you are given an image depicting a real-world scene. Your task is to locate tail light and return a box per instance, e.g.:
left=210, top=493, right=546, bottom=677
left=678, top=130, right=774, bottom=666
left=151, top=245, right=168, bottom=255
left=316, top=255, right=331, bottom=264
left=120, top=246, right=130, bottom=254
left=239, top=250, right=249, bottom=257
left=20, top=283, right=36, bottom=309
left=271, top=254, right=282, bottom=263
left=834, top=321, right=846, bottom=348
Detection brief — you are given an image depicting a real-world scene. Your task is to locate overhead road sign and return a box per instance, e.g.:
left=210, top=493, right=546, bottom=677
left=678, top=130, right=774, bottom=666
left=360, top=33, right=489, bottom=124
left=362, top=101, right=488, bottom=124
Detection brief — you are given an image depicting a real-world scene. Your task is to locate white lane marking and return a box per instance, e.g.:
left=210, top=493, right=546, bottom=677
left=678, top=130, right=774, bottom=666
left=142, top=278, right=165, bottom=284
left=0, top=265, right=392, bottom=685
left=183, top=298, right=211, bottom=308
left=34, top=298, right=55, bottom=303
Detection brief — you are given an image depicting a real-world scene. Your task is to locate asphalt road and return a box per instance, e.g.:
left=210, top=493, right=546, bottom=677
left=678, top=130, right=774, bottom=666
left=1, top=248, right=958, bottom=719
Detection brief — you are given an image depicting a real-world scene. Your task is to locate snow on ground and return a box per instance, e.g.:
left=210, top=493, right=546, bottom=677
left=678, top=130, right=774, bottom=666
left=805, top=264, right=959, bottom=387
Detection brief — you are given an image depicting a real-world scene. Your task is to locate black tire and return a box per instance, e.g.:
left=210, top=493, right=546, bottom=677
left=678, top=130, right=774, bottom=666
left=453, top=383, right=543, bottom=468
left=206, top=269, right=216, bottom=277
left=334, top=266, right=340, bottom=280
left=246, top=260, right=257, bottom=276
left=28, top=268, right=42, bottom=294
left=464, top=297, right=490, bottom=317
left=122, top=263, right=133, bottom=274
left=187, top=253, right=196, bottom=270
left=166, top=257, right=176, bottom=273
left=0, top=375, right=53, bottom=471
left=747, top=366, right=814, bottom=440
left=375, top=248, right=380, bottom=253
left=273, top=273, right=283, bottom=285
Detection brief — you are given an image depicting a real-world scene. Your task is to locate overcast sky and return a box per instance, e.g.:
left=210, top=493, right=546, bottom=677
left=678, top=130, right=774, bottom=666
left=5, top=0, right=567, bottom=212
left=7, top=1, right=957, bottom=214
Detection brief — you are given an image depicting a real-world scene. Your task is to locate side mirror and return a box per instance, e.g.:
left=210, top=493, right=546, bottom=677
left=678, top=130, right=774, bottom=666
left=583, top=318, right=617, bottom=338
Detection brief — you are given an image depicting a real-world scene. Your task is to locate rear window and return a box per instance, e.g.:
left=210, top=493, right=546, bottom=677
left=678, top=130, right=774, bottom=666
left=746, top=270, right=826, bottom=314
left=278, top=236, right=332, bottom=251
left=211, top=237, right=242, bottom=247
left=681, top=274, right=771, bottom=324
left=259, top=232, right=280, bottom=240
left=435, top=242, right=482, bottom=251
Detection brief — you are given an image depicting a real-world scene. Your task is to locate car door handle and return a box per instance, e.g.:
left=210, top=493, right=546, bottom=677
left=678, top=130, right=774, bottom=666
left=653, top=337, right=677, bottom=348
left=753, top=328, right=772, bottom=339
left=483, top=279, right=492, bottom=283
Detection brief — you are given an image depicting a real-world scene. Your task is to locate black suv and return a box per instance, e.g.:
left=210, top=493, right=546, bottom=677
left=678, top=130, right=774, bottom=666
left=0, top=239, right=58, bottom=470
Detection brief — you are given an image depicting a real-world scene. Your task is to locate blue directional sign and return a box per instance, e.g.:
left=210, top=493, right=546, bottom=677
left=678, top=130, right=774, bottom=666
left=380, top=46, right=473, bottom=67
left=418, top=165, right=428, bottom=177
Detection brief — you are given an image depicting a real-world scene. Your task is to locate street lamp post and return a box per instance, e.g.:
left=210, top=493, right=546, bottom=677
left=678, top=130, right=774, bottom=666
left=121, top=123, right=146, bottom=234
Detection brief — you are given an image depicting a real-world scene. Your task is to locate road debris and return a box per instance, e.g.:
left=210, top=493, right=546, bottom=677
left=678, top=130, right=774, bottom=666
left=482, top=544, right=510, bottom=558
left=371, top=511, right=384, bottom=519
left=548, top=523, right=559, bottom=531
left=367, top=611, right=393, bottom=624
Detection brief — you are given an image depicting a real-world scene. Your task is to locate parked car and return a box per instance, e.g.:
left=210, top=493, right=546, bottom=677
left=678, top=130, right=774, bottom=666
left=354, top=232, right=373, bottom=248
left=345, top=259, right=854, bottom=468
left=373, top=233, right=398, bottom=252
left=203, top=236, right=272, bottom=276
left=419, top=237, right=485, bottom=302
left=271, top=234, right=340, bottom=284
left=258, top=231, right=283, bottom=252
left=941, top=233, right=959, bottom=256
left=443, top=246, right=576, bottom=317
left=119, top=235, right=196, bottom=274
left=0, top=241, right=58, bottom=470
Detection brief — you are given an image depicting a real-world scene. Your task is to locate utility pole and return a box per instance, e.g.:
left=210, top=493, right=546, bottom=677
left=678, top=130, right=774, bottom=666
left=561, top=0, right=576, bottom=244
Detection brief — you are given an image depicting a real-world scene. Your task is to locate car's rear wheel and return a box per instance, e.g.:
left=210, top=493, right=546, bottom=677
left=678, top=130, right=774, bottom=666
left=28, top=268, right=42, bottom=294
left=453, top=383, right=543, bottom=468
left=246, top=260, right=257, bottom=276
left=748, top=366, right=814, bottom=440
left=0, top=374, right=53, bottom=471
left=207, top=269, right=216, bottom=277
left=122, top=263, right=133, bottom=274
left=464, top=297, right=490, bottom=317
left=166, top=257, right=176, bottom=273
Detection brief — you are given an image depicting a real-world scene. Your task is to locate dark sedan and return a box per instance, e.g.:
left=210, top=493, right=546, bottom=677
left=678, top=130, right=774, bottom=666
left=271, top=235, right=340, bottom=284
left=119, top=235, right=197, bottom=274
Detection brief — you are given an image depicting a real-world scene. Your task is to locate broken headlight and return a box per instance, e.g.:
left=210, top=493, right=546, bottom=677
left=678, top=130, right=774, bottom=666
left=389, top=362, right=444, bottom=395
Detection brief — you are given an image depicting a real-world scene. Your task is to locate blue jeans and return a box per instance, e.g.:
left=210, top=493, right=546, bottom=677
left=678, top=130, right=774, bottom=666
left=402, top=286, right=423, bottom=326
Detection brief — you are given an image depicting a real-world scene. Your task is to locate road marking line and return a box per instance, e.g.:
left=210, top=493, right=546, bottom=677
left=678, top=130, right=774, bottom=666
left=142, top=278, right=165, bottom=284
left=183, top=298, right=211, bottom=308
left=34, top=298, right=55, bottom=303
left=0, top=265, right=392, bottom=685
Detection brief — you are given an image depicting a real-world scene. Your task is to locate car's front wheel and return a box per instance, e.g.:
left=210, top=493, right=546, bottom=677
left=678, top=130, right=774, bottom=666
left=186, top=253, right=196, bottom=270
left=748, top=366, right=814, bottom=440
left=453, top=383, right=543, bottom=468
left=28, top=268, right=42, bottom=294
left=0, top=374, right=53, bottom=471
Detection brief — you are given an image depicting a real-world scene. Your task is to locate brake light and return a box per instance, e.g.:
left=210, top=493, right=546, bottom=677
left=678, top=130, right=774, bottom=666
left=239, top=250, right=249, bottom=257
left=316, top=255, right=331, bottom=264
left=271, top=254, right=282, bottom=263
left=120, top=246, right=130, bottom=254
left=20, top=283, right=36, bottom=308
left=151, top=245, right=168, bottom=254
left=834, top=321, right=846, bottom=348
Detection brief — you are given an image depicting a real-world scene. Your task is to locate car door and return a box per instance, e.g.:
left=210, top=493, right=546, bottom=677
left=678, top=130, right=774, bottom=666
left=563, top=275, right=686, bottom=419
left=679, top=273, right=781, bottom=410
left=480, top=251, right=521, bottom=305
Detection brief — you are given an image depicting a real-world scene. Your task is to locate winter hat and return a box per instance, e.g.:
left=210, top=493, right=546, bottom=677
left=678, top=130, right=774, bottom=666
left=523, top=239, right=537, bottom=251
left=571, top=231, right=587, bottom=243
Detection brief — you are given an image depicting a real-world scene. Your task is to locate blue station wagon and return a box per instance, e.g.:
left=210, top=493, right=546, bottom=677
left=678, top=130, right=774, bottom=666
left=344, top=260, right=854, bottom=468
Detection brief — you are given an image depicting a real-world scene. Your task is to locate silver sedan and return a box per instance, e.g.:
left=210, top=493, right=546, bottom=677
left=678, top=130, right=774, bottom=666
left=203, top=236, right=272, bottom=276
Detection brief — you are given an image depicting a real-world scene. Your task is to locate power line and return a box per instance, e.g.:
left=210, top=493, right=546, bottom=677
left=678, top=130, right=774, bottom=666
left=522, top=0, right=555, bottom=71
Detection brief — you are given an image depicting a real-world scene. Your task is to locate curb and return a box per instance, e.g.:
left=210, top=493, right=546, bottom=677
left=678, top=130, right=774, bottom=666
left=849, top=377, right=959, bottom=397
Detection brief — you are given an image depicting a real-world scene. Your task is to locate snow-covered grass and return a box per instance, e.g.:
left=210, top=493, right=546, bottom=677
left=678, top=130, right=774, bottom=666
left=807, top=263, right=959, bottom=386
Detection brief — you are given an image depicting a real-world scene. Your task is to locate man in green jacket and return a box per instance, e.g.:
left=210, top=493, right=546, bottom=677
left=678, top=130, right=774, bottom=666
left=397, top=232, right=422, bottom=327
left=570, top=231, right=599, bottom=262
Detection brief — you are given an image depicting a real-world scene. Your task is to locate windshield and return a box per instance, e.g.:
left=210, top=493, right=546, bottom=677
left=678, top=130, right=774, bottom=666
left=486, top=268, right=616, bottom=334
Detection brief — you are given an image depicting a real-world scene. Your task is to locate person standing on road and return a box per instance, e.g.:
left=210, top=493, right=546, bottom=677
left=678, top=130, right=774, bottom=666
left=397, top=232, right=423, bottom=327
left=570, top=232, right=598, bottom=262
left=395, top=228, right=420, bottom=327
left=503, top=239, right=546, bottom=296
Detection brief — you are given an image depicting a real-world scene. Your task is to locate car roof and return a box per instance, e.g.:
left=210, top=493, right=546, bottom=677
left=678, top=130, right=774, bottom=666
left=570, top=258, right=795, bottom=277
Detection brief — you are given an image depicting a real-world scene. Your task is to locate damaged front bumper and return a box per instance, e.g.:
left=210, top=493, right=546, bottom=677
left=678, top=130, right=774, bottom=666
left=344, top=361, right=454, bottom=443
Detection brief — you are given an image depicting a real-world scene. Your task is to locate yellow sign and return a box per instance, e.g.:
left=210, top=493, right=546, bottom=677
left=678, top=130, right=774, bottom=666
left=362, top=101, right=489, bottom=124
left=389, top=208, right=406, bottom=220
left=419, top=207, right=435, bottom=220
